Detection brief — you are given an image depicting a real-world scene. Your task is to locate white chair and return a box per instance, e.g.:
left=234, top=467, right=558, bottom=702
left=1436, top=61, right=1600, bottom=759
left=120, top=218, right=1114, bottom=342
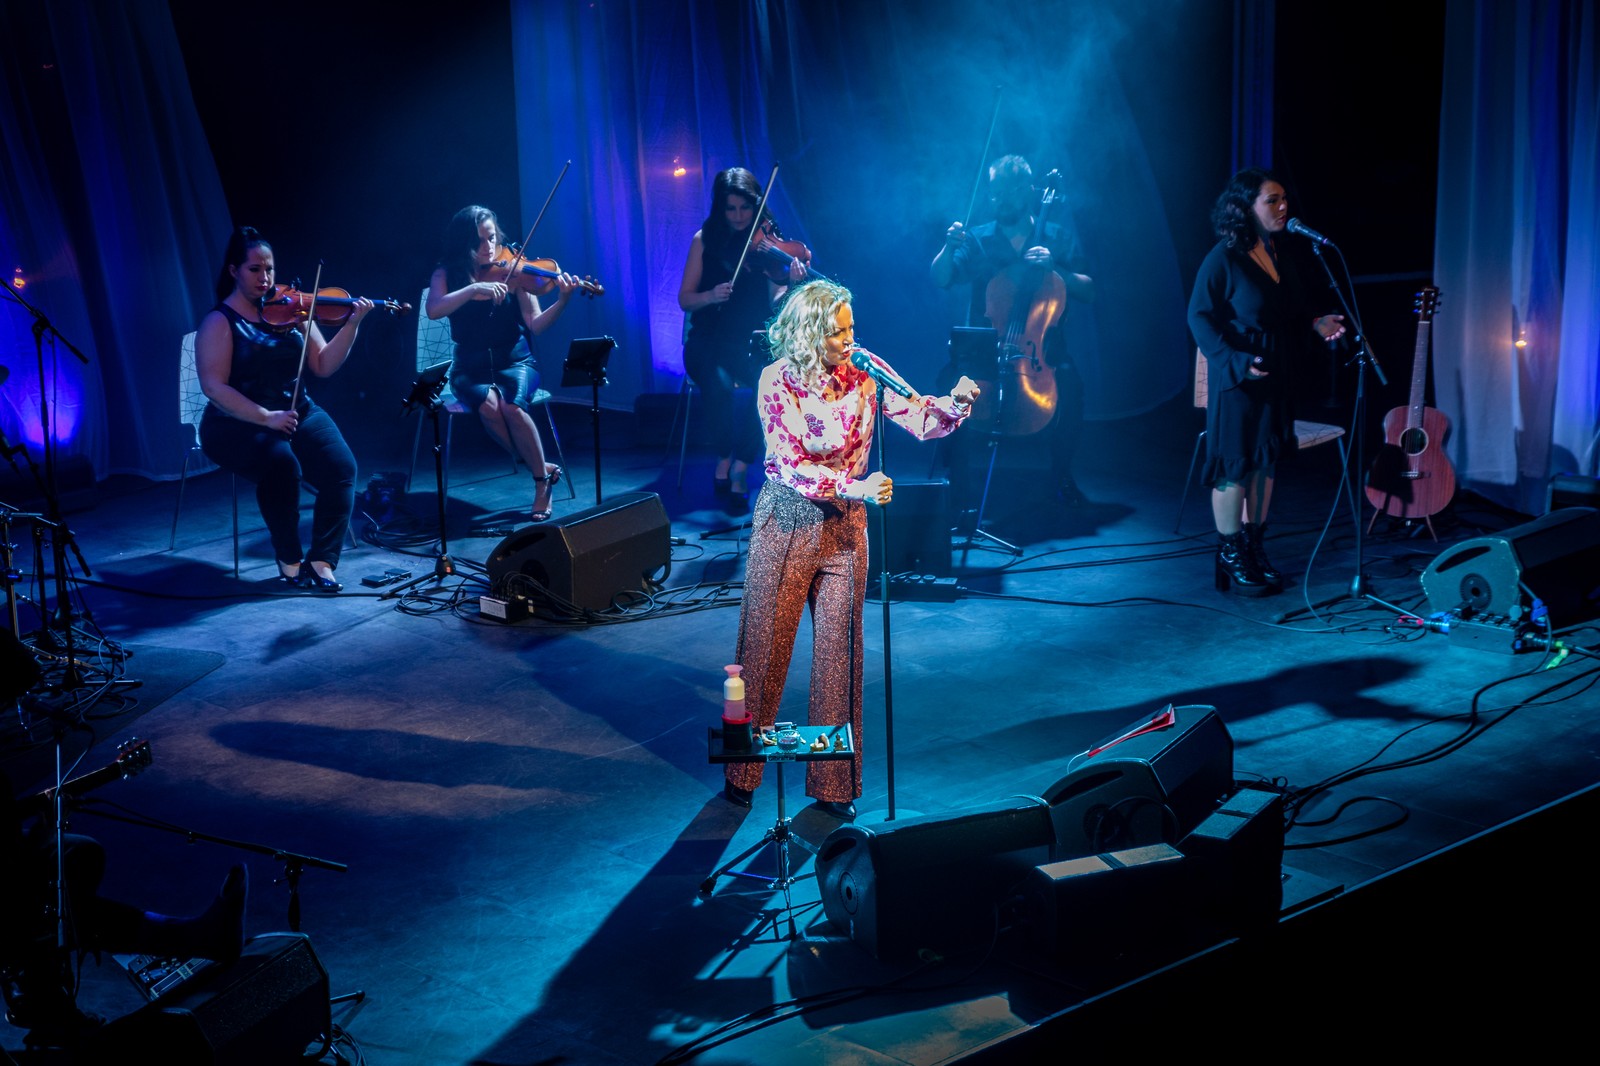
left=1176, top=348, right=1348, bottom=532
left=172, top=331, right=241, bottom=577
left=408, top=288, right=571, bottom=500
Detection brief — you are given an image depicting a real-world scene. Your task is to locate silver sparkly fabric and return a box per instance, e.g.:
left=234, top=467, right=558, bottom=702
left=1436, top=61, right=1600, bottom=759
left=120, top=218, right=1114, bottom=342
left=726, top=480, right=866, bottom=802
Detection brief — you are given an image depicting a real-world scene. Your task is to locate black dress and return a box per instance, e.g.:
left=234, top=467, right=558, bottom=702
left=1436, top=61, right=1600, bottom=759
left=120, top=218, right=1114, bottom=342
left=1186, top=239, right=1313, bottom=486
left=445, top=293, right=541, bottom=410
left=682, top=230, right=771, bottom=464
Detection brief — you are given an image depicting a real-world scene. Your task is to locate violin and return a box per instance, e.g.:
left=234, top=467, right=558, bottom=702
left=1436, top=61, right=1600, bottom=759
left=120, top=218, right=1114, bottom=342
left=477, top=245, right=604, bottom=298
left=742, top=218, right=811, bottom=283
left=259, top=284, right=411, bottom=330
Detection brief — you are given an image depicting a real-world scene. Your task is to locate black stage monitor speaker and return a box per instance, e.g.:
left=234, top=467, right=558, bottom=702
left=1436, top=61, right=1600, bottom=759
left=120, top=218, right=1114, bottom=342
left=486, top=491, right=671, bottom=612
left=866, top=478, right=952, bottom=578
left=1548, top=473, right=1600, bottom=513
left=1041, top=704, right=1233, bottom=861
left=815, top=796, right=1055, bottom=960
left=1420, top=506, right=1600, bottom=628
left=1177, top=784, right=1286, bottom=934
left=86, top=933, right=329, bottom=1064
left=1020, top=843, right=1191, bottom=971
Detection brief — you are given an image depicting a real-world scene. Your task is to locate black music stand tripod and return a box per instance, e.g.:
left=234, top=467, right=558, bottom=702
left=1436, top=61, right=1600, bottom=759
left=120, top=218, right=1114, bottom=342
left=946, top=327, right=1021, bottom=556
left=561, top=337, right=617, bottom=506
left=384, top=362, right=482, bottom=598
left=701, top=724, right=854, bottom=940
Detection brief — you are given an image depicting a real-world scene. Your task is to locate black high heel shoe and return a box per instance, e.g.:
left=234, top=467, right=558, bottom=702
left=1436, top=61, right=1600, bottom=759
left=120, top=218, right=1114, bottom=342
left=304, top=564, right=342, bottom=594
left=813, top=799, right=858, bottom=821
left=1242, top=522, right=1283, bottom=587
left=1215, top=532, right=1271, bottom=597
left=277, top=561, right=305, bottom=587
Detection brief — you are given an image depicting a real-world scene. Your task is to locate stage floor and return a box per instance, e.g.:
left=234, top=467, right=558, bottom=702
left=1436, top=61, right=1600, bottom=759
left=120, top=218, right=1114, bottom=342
left=5, top=402, right=1597, bottom=1064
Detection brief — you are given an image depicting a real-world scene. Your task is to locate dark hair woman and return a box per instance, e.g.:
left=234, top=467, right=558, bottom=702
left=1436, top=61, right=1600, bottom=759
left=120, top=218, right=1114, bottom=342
left=676, top=167, right=808, bottom=513
left=1187, top=169, right=1346, bottom=595
left=196, top=226, right=373, bottom=592
left=427, top=205, right=576, bottom=521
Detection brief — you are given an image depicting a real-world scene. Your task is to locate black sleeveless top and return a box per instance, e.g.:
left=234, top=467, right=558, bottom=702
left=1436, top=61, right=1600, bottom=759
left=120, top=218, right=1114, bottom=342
left=445, top=291, right=527, bottom=355
left=211, top=303, right=314, bottom=416
left=687, top=230, right=774, bottom=348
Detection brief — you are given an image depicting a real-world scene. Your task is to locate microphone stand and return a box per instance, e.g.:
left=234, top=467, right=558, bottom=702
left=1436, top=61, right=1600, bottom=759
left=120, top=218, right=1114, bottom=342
left=2, top=279, right=94, bottom=691
left=1278, top=239, right=1400, bottom=622
left=870, top=391, right=898, bottom=821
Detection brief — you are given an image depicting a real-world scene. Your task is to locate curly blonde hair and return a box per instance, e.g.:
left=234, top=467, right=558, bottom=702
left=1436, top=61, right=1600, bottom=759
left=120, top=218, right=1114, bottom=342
left=765, top=280, right=853, bottom=385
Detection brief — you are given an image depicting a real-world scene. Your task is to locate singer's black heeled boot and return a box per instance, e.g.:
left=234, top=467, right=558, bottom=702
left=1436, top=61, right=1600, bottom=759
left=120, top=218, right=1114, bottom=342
left=1242, top=522, right=1283, bottom=587
left=1215, top=531, right=1271, bottom=596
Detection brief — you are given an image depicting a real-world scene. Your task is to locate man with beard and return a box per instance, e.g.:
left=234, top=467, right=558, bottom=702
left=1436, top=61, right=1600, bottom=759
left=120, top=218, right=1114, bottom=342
left=931, top=154, right=1095, bottom=509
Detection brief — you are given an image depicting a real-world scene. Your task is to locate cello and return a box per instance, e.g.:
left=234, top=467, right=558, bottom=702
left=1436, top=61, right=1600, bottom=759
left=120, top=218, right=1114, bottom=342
left=982, top=170, right=1063, bottom=437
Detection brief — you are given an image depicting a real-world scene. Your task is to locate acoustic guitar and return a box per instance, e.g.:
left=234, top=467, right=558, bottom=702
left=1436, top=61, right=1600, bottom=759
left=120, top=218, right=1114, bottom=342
left=1364, top=286, right=1456, bottom=539
left=20, top=738, right=153, bottom=818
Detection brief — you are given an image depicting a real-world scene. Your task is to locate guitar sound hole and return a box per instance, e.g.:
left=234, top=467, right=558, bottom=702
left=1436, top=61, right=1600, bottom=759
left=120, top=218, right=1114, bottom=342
left=1399, top=427, right=1430, bottom=455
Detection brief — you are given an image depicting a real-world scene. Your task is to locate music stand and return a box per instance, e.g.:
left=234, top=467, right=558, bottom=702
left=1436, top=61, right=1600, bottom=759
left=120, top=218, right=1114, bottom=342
left=701, top=724, right=855, bottom=940
left=946, top=327, right=1020, bottom=555
left=385, top=361, right=474, bottom=598
left=561, top=337, right=616, bottom=505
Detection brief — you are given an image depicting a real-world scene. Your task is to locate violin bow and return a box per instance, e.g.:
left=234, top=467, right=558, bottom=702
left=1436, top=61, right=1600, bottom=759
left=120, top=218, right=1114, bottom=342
left=504, top=160, right=571, bottom=292
left=288, top=261, right=324, bottom=414
left=728, top=164, right=780, bottom=292
left=960, top=86, right=1005, bottom=232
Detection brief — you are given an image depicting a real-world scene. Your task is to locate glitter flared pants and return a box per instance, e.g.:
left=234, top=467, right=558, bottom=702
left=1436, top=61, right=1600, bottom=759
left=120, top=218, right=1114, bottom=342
left=726, top=481, right=866, bottom=802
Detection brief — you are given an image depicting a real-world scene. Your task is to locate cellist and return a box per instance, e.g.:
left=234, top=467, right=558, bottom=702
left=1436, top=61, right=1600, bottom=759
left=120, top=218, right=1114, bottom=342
left=931, top=155, right=1095, bottom=507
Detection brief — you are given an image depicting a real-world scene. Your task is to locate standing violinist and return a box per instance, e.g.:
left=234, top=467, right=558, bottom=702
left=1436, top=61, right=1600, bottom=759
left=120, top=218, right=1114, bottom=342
left=428, top=205, right=578, bottom=522
left=678, top=167, right=807, bottom=514
left=197, top=226, right=373, bottom=592
left=931, top=154, right=1095, bottom=508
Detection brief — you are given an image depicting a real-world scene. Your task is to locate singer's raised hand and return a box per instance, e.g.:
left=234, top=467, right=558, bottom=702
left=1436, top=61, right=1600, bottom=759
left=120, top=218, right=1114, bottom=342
left=951, top=376, right=981, bottom=406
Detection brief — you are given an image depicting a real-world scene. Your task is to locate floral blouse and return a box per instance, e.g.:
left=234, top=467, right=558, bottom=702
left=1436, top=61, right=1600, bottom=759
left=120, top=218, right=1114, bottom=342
left=758, top=358, right=970, bottom=500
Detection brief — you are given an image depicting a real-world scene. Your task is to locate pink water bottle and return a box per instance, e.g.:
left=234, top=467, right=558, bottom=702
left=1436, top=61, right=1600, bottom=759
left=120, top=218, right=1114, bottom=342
left=721, top=664, right=752, bottom=750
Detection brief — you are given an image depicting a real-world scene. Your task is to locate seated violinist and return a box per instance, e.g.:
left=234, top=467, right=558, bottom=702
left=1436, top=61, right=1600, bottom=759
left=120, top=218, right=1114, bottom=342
left=197, top=226, right=373, bottom=592
left=427, top=206, right=577, bottom=522
left=677, top=167, right=808, bottom=514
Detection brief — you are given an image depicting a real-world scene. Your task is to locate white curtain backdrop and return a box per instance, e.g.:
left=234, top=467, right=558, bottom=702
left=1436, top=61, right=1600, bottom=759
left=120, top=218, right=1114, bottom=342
left=1434, top=1, right=1600, bottom=515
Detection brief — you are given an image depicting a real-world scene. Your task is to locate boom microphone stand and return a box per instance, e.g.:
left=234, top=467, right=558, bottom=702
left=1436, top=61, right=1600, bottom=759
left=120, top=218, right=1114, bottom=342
left=1277, top=226, right=1403, bottom=622
left=2, top=280, right=94, bottom=690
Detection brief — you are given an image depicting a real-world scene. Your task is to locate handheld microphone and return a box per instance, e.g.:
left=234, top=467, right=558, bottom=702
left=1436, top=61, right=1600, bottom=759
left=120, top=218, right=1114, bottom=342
left=1286, top=218, right=1333, bottom=247
left=848, top=348, right=916, bottom=399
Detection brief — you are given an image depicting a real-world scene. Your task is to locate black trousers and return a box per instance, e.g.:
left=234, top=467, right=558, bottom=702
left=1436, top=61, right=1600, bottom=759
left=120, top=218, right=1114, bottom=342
left=200, top=404, right=356, bottom=567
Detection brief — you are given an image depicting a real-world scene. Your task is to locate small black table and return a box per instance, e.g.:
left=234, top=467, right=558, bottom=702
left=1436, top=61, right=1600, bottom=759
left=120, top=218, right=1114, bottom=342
left=700, top=723, right=855, bottom=930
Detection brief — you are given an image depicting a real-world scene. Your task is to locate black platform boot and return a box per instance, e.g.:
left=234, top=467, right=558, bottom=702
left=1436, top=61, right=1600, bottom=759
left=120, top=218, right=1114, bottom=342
left=1215, top=531, right=1271, bottom=596
left=1242, top=522, right=1283, bottom=587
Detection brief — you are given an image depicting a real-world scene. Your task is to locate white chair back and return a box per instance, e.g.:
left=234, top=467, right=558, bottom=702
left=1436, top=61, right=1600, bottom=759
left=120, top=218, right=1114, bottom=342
left=416, top=288, right=460, bottom=408
left=177, top=332, right=217, bottom=473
